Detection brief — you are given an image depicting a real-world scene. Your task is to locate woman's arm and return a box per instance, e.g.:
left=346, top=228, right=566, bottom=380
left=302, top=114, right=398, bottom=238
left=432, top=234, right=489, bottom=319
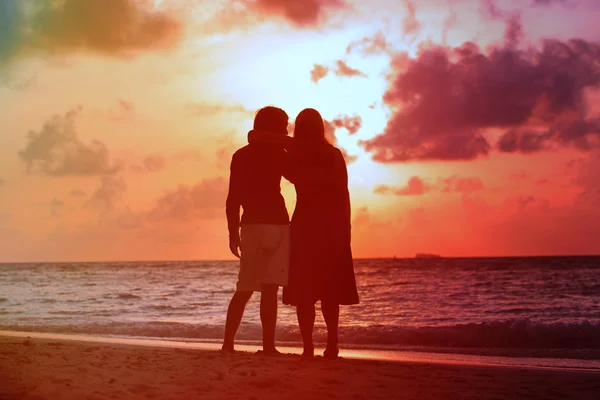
left=334, top=148, right=352, bottom=234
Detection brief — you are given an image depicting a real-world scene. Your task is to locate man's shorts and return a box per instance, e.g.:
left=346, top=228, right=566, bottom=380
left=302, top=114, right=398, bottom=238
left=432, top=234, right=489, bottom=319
left=237, top=224, right=290, bottom=292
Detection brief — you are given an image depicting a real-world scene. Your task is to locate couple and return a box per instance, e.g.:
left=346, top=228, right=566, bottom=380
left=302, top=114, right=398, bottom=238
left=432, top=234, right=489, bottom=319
left=222, top=106, right=359, bottom=359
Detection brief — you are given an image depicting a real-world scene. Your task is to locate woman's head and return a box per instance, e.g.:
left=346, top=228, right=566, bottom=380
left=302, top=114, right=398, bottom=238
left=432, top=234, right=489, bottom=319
left=294, top=108, right=326, bottom=142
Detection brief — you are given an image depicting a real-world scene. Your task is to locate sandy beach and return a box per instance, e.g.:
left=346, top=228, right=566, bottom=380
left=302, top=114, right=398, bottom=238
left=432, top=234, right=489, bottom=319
left=1, top=335, right=599, bottom=400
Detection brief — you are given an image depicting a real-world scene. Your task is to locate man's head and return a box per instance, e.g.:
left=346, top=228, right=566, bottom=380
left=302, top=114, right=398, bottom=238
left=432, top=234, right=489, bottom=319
left=253, top=106, right=289, bottom=136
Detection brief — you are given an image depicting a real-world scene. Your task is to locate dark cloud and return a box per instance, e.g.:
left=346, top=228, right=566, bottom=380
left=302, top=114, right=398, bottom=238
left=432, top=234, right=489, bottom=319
left=85, top=176, right=127, bottom=214
left=18, top=108, right=122, bottom=176
left=149, top=177, right=227, bottom=221
left=363, top=17, right=600, bottom=162
left=131, top=155, right=167, bottom=174
left=374, top=176, right=430, bottom=196
left=244, top=0, right=348, bottom=27
left=1, top=0, right=182, bottom=64
left=496, top=129, right=552, bottom=153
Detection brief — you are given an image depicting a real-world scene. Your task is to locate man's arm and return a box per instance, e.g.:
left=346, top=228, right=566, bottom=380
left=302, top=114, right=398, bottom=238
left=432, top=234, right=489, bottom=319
left=225, top=154, right=242, bottom=258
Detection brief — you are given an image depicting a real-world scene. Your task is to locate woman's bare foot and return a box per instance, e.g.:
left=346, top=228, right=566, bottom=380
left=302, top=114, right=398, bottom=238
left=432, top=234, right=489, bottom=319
left=256, top=348, right=283, bottom=356
left=323, top=347, right=339, bottom=360
left=300, top=349, right=315, bottom=360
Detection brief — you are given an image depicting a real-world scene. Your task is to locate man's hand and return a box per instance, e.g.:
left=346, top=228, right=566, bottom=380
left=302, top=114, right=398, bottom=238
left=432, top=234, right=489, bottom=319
left=229, top=236, right=241, bottom=258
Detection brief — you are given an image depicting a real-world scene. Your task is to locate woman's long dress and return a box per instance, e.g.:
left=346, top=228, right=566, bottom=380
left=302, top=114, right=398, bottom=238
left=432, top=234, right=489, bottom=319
left=282, top=142, right=359, bottom=306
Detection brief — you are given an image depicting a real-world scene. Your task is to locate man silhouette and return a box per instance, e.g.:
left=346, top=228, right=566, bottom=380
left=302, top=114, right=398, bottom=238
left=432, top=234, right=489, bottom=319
left=222, top=106, right=290, bottom=354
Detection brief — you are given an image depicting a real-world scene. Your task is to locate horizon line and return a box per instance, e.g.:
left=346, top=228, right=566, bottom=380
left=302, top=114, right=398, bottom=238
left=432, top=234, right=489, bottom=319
left=1, top=254, right=599, bottom=265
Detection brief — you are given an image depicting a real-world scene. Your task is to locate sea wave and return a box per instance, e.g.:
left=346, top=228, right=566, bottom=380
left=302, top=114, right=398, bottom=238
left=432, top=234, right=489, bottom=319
left=2, top=318, right=599, bottom=352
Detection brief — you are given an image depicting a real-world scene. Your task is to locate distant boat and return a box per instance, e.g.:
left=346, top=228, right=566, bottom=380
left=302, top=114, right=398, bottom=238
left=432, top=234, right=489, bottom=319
left=415, top=253, right=442, bottom=259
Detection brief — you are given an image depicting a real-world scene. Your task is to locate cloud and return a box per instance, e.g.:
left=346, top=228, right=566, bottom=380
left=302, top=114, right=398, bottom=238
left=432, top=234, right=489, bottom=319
left=352, top=206, right=371, bottom=227
left=0, top=178, right=4, bottom=187
left=531, top=0, right=568, bottom=5
left=326, top=115, right=363, bottom=135
left=323, top=115, right=361, bottom=163
left=185, top=102, right=252, bottom=117
left=509, top=171, right=529, bottom=181
left=310, top=64, right=329, bottom=83
left=362, top=17, right=600, bottom=162
left=69, top=189, right=87, bottom=198
left=131, top=155, right=166, bottom=174
left=496, top=129, right=552, bottom=153
left=172, top=150, right=204, bottom=163
left=149, top=177, right=228, bottom=221
left=402, top=0, right=421, bottom=37
left=85, top=176, right=127, bottom=213
left=439, top=176, right=484, bottom=194
left=18, top=107, right=122, bottom=176
left=346, top=31, right=389, bottom=55
left=1, top=0, right=182, bottom=64
left=374, top=176, right=430, bottom=196
left=45, top=198, right=69, bottom=217
left=374, top=175, right=484, bottom=196
left=34, top=198, right=70, bottom=217
left=310, top=61, right=366, bottom=83
left=334, top=60, right=367, bottom=78
left=105, top=100, right=135, bottom=122
left=243, top=0, right=349, bottom=27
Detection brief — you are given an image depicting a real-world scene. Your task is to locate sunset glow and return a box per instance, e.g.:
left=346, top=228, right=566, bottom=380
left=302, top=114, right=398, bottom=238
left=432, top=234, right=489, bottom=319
left=1, top=0, right=599, bottom=261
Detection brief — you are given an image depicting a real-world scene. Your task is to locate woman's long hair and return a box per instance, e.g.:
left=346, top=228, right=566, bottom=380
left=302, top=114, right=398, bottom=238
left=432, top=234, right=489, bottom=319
left=293, top=108, right=327, bottom=144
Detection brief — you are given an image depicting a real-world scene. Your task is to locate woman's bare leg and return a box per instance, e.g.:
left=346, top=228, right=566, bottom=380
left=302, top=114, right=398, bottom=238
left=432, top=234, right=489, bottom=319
left=296, top=303, right=315, bottom=357
left=321, top=301, right=339, bottom=358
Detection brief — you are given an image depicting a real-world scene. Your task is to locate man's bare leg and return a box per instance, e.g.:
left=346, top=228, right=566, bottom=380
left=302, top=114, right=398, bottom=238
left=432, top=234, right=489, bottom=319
left=222, top=291, right=253, bottom=352
left=260, top=284, right=279, bottom=353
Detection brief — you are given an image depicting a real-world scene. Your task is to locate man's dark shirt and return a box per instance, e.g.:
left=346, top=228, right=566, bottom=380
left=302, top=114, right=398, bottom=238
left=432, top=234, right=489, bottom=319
left=226, top=142, right=289, bottom=238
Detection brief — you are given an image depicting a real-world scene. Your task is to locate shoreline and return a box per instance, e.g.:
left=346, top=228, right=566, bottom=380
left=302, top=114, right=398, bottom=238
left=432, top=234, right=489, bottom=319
left=2, top=330, right=599, bottom=373
left=2, top=335, right=600, bottom=400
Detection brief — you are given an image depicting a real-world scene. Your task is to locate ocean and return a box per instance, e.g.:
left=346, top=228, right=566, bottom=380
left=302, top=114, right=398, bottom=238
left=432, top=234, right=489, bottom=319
left=1, top=256, right=599, bottom=360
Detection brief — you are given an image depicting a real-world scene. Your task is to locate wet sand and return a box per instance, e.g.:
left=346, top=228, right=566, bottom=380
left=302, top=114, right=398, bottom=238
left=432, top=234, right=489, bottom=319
left=1, top=335, right=599, bottom=400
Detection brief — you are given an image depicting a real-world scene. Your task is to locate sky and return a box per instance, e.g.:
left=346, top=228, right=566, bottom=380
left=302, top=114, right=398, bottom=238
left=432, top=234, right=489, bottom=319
left=0, top=0, right=599, bottom=262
